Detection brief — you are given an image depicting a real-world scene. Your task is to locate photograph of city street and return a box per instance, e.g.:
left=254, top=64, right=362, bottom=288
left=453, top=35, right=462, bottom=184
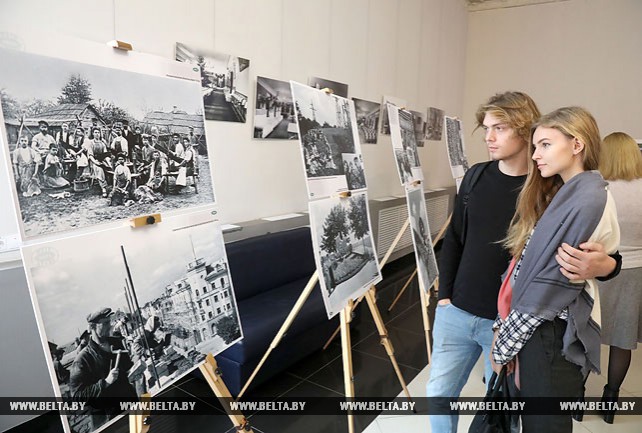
left=406, top=185, right=438, bottom=291
left=22, top=211, right=242, bottom=433
left=308, top=76, right=349, bottom=98
left=0, top=47, right=215, bottom=240
left=176, top=42, right=249, bottom=123
left=445, top=115, right=469, bottom=178
left=388, top=104, right=423, bottom=185
left=352, top=97, right=380, bottom=144
left=425, top=106, right=445, bottom=141
left=253, top=76, right=297, bottom=140
left=379, top=95, right=407, bottom=135
left=309, top=192, right=382, bottom=318
left=290, top=81, right=367, bottom=199
left=410, top=109, right=426, bottom=147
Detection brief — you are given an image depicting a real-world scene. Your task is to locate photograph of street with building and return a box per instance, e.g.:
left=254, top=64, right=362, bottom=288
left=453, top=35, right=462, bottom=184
left=22, top=210, right=241, bottom=433
left=0, top=47, right=215, bottom=240
left=445, top=115, right=469, bottom=178
left=410, top=109, right=426, bottom=147
left=388, top=104, right=423, bottom=186
left=406, top=185, right=438, bottom=291
left=309, top=192, right=382, bottom=318
left=176, top=42, right=249, bottom=123
left=379, top=95, right=407, bottom=135
left=290, top=81, right=367, bottom=199
left=425, top=106, right=445, bottom=141
left=352, top=97, right=380, bottom=144
left=253, top=76, right=297, bottom=139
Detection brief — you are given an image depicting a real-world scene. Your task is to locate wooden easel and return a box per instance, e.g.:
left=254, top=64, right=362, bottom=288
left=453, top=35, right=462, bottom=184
left=236, top=202, right=414, bottom=433
left=128, top=356, right=253, bottom=433
left=387, top=212, right=451, bottom=312
left=127, top=216, right=253, bottom=433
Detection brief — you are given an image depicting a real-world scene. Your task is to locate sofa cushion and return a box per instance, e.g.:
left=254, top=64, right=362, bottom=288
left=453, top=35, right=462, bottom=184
left=226, top=227, right=316, bottom=301
left=218, top=275, right=327, bottom=363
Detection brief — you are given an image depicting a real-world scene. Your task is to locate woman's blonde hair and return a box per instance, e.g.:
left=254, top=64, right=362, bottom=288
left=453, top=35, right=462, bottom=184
left=504, top=107, right=602, bottom=257
left=599, top=132, right=642, bottom=181
left=475, top=91, right=541, bottom=144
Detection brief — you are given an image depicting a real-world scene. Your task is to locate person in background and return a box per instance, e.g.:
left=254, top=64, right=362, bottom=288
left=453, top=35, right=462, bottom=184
left=41, top=146, right=70, bottom=189
left=31, top=120, right=56, bottom=156
left=427, top=92, right=621, bottom=433
left=109, top=153, right=131, bottom=206
left=12, top=134, right=42, bottom=197
left=491, top=107, right=620, bottom=433
left=595, top=131, right=642, bottom=423
left=86, top=127, right=110, bottom=198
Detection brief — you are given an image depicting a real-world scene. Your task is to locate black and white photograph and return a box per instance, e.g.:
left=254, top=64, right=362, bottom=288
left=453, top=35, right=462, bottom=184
left=22, top=210, right=242, bottom=433
left=308, top=192, right=382, bottom=318
left=176, top=42, right=249, bottom=123
left=379, top=95, right=407, bottom=135
left=0, top=48, right=215, bottom=240
left=352, top=97, right=380, bottom=145
left=388, top=104, right=423, bottom=186
left=290, top=81, right=367, bottom=199
left=445, top=115, right=469, bottom=179
left=308, top=76, right=349, bottom=98
left=253, top=76, right=297, bottom=140
left=410, top=109, right=426, bottom=147
left=425, top=106, right=445, bottom=141
left=406, top=185, right=438, bottom=291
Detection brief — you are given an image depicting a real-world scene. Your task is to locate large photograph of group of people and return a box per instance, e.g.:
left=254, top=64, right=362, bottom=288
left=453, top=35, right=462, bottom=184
left=22, top=211, right=242, bottom=433
left=0, top=48, right=215, bottom=239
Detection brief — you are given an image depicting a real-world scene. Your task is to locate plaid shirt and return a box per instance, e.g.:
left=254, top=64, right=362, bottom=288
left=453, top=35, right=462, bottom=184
left=492, top=229, right=568, bottom=365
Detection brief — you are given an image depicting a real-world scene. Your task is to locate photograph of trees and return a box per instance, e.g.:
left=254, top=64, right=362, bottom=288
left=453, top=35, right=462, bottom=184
left=309, top=192, right=382, bottom=318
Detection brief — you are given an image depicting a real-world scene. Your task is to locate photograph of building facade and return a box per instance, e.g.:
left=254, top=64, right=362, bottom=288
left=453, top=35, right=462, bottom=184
left=445, top=115, right=469, bottom=178
left=388, top=104, right=423, bottom=186
left=21, top=211, right=241, bottom=433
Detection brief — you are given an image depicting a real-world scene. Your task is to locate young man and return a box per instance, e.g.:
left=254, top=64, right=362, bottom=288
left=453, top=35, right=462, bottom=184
left=426, top=92, right=620, bottom=433
left=31, top=120, right=56, bottom=156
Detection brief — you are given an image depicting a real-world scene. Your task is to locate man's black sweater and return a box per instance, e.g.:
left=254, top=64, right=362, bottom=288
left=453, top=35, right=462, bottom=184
left=438, top=161, right=525, bottom=320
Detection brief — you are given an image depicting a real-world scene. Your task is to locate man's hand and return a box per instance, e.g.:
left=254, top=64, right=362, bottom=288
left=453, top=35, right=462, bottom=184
left=556, top=242, right=616, bottom=280
left=437, top=298, right=451, bottom=306
left=105, top=367, right=119, bottom=385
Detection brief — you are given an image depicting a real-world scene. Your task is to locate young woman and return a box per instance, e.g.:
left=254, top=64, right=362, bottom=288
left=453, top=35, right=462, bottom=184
left=490, top=107, right=620, bottom=433
left=597, top=131, right=642, bottom=423
left=41, top=146, right=70, bottom=189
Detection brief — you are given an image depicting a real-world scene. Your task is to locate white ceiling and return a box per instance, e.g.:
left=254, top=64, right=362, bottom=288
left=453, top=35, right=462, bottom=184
left=465, top=0, right=570, bottom=11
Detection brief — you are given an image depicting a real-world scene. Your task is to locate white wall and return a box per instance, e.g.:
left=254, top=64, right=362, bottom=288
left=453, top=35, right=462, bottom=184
left=0, top=0, right=468, bottom=228
left=463, top=0, right=642, bottom=165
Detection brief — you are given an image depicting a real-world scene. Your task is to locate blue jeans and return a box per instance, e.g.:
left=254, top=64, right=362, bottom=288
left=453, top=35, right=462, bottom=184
left=426, top=302, right=495, bottom=433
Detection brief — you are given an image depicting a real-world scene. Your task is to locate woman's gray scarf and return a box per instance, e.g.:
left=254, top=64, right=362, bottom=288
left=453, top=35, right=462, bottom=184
left=511, top=170, right=607, bottom=374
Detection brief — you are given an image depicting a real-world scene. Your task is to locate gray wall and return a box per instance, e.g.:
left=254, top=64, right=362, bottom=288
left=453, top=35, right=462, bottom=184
left=0, top=266, right=56, bottom=432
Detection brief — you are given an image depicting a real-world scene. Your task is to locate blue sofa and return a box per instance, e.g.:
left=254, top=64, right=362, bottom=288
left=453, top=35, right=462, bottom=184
left=214, top=227, right=339, bottom=396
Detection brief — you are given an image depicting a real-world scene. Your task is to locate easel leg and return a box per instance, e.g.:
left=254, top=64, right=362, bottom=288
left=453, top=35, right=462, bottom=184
left=365, top=288, right=414, bottom=405
left=387, top=268, right=417, bottom=312
left=129, top=393, right=151, bottom=433
left=340, top=302, right=355, bottom=433
left=387, top=212, right=451, bottom=313
left=238, top=272, right=319, bottom=398
left=419, top=286, right=432, bottom=364
left=322, top=219, right=411, bottom=349
left=199, top=354, right=254, bottom=432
